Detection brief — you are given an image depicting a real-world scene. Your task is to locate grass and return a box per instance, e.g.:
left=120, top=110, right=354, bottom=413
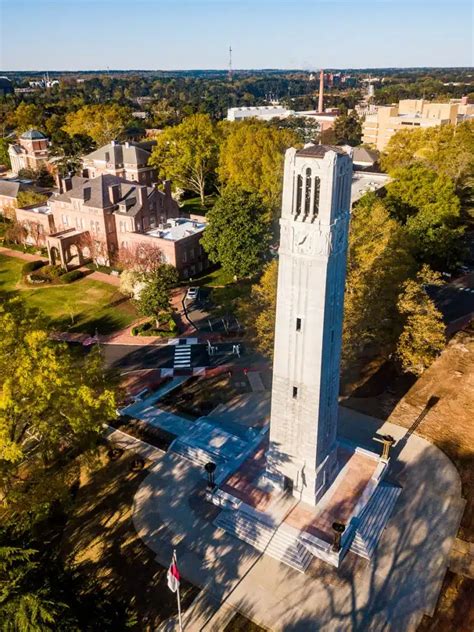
left=61, top=446, right=199, bottom=629
left=0, top=254, right=137, bottom=335
left=418, top=571, right=474, bottom=632
left=179, top=194, right=217, bottom=217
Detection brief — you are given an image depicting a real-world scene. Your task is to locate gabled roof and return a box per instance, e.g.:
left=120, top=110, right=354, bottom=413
left=352, top=146, right=379, bottom=165
left=83, top=141, right=151, bottom=167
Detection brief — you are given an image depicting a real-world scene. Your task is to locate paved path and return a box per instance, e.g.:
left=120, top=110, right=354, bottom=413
left=133, top=407, right=464, bottom=632
left=0, top=246, right=48, bottom=262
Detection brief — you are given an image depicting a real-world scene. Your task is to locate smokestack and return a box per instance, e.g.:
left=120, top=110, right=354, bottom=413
left=318, top=69, right=324, bottom=113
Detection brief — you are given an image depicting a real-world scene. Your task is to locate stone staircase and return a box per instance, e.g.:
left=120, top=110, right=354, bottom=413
left=350, top=482, right=402, bottom=560
left=170, top=440, right=224, bottom=469
left=214, top=509, right=312, bottom=573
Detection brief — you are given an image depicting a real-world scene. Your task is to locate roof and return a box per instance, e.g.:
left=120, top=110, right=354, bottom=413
left=146, top=218, right=206, bottom=242
left=296, top=144, right=348, bottom=158
left=20, top=129, right=47, bottom=140
left=83, top=141, right=151, bottom=167
left=54, top=174, right=157, bottom=216
left=352, top=146, right=379, bottom=165
left=0, top=180, right=20, bottom=198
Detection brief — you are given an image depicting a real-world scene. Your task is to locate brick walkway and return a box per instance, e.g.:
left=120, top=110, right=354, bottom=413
left=0, top=246, right=48, bottom=262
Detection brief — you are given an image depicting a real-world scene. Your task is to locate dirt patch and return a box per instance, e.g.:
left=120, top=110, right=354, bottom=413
left=61, top=447, right=199, bottom=630
left=158, top=374, right=252, bottom=418
left=418, top=571, right=474, bottom=632
left=224, top=612, right=265, bottom=632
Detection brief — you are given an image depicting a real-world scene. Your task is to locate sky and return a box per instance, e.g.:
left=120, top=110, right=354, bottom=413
left=0, top=0, right=473, bottom=71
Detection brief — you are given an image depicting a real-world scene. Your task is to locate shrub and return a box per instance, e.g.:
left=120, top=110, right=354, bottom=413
left=60, top=270, right=84, bottom=284
left=22, top=260, right=45, bottom=274
left=27, top=272, right=49, bottom=284
left=40, top=265, right=63, bottom=280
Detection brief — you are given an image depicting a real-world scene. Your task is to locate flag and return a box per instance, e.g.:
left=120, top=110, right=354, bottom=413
left=167, top=551, right=180, bottom=593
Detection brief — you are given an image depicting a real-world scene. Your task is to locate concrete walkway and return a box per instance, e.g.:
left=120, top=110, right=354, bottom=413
left=133, top=407, right=465, bottom=632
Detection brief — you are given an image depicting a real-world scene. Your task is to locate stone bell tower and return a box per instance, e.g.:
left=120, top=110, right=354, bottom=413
left=266, top=144, right=353, bottom=505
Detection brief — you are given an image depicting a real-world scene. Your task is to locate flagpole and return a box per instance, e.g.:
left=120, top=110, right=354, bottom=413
left=174, top=549, right=183, bottom=632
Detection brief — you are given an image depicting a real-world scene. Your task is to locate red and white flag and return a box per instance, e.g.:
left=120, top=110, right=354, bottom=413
left=167, top=551, right=180, bottom=593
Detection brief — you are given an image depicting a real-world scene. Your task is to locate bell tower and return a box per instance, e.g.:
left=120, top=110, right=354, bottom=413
left=266, top=144, right=353, bottom=505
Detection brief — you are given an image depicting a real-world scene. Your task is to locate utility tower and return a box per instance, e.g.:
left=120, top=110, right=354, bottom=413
left=228, top=46, right=233, bottom=82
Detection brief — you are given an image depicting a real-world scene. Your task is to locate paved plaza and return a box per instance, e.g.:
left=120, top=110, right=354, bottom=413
left=133, top=407, right=465, bottom=631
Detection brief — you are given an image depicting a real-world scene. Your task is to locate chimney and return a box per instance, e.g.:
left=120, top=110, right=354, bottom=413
left=136, top=185, right=148, bottom=209
left=110, top=140, right=116, bottom=146
left=108, top=183, right=121, bottom=204
left=125, top=141, right=130, bottom=148
left=318, top=69, right=324, bottom=113
left=163, top=179, right=172, bottom=198
left=61, top=175, right=73, bottom=193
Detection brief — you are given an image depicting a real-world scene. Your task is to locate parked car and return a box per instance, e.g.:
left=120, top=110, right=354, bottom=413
left=186, top=286, right=199, bottom=301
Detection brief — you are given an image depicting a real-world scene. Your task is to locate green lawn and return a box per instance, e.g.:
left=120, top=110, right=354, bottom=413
left=0, top=254, right=137, bottom=335
left=179, top=194, right=217, bottom=217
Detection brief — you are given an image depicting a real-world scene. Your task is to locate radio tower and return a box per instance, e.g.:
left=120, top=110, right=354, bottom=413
left=228, top=45, right=233, bottom=82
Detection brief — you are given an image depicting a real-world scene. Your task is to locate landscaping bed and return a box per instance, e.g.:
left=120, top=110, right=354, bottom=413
left=111, top=414, right=177, bottom=452
left=131, top=314, right=178, bottom=338
left=158, top=374, right=252, bottom=418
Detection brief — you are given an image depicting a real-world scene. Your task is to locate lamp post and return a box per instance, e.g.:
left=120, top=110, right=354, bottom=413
left=332, top=522, right=346, bottom=552
left=204, top=461, right=216, bottom=489
left=374, top=434, right=395, bottom=461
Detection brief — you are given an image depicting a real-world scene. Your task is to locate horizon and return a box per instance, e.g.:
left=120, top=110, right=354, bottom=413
left=1, top=0, right=472, bottom=71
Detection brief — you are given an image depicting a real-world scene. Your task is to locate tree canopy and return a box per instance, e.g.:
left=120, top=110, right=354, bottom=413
left=62, top=104, right=131, bottom=145
left=134, top=264, right=178, bottom=326
left=333, top=112, right=362, bottom=146
left=149, top=113, right=219, bottom=204
left=201, top=186, right=271, bottom=279
left=397, top=266, right=445, bottom=375
left=217, top=120, right=298, bottom=215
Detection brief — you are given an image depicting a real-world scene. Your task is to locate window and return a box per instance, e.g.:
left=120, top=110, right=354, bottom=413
left=296, top=318, right=302, bottom=331
left=304, top=168, right=312, bottom=215
left=313, top=177, right=320, bottom=217
left=295, top=174, right=303, bottom=215
left=292, top=387, right=298, bottom=399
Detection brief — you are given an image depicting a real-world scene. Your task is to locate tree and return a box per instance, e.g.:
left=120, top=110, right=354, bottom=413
left=343, top=195, right=415, bottom=365
left=62, top=104, right=131, bottom=145
left=8, top=103, right=44, bottom=134
left=16, top=190, right=48, bottom=208
left=149, top=113, right=219, bottom=204
left=201, top=187, right=271, bottom=279
left=239, top=260, right=278, bottom=357
left=0, top=138, right=11, bottom=169
left=218, top=121, right=298, bottom=214
left=117, top=241, right=164, bottom=275
left=385, top=164, right=464, bottom=268
left=0, top=298, right=116, bottom=527
left=397, top=266, right=446, bottom=375
left=0, top=546, right=66, bottom=631
left=135, top=265, right=178, bottom=327
left=333, top=112, right=362, bottom=146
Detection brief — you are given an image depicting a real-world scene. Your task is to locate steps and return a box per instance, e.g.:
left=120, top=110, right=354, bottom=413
left=350, top=482, right=402, bottom=559
left=170, top=440, right=224, bottom=469
left=214, top=509, right=312, bottom=573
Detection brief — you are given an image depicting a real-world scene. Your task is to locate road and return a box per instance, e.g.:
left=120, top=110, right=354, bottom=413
left=429, top=272, right=474, bottom=323
left=103, top=342, right=246, bottom=372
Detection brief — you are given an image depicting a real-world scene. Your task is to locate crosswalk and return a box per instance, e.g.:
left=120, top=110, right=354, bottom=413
left=173, top=344, right=192, bottom=368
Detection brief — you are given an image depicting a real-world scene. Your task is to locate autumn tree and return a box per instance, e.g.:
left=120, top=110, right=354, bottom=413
left=333, top=112, right=362, bottom=146
left=201, top=187, right=271, bottom=279
left=0, top=297, right=116, bottom=528
left=62, top=104, right=131, bottom=145
left=397, top=266, right=446, bottom=375
left=0, top=137, right=11, bottom=168
left=343, top=195, right=415, bottom=366
left=239, top=259, right=278, bottom=357
left=218, top=120, right=299, bottom=215
left=16, top=190, right=48, bottom=208
left=8, top=103, right=44, bottom=134
left=149, top=113, right=219, bottom=204
left=135, top=264, right=178, bottom=327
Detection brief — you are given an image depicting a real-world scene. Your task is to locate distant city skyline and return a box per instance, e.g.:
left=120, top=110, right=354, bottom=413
left=0, top=0, right=472, bottom=71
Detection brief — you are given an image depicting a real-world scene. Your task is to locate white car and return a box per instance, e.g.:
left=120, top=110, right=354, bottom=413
left=186, top=287, right=199, bottom=301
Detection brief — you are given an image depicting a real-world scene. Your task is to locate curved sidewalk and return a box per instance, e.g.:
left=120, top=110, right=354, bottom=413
left=132, top=409, right=465, bottom=631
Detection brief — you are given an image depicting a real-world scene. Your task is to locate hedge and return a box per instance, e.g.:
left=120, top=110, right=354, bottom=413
left=60, top=270, right=84, bottom=284
left=22, top=260, right=45, bottom=274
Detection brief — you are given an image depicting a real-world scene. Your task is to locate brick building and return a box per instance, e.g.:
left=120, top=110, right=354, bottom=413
left=82, top=141, right=157, bottom=185
left=8, top=129, right=50, bottom=174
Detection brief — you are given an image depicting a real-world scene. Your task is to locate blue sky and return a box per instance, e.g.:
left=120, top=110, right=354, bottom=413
left=1, top=0, right=472, bottom=70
